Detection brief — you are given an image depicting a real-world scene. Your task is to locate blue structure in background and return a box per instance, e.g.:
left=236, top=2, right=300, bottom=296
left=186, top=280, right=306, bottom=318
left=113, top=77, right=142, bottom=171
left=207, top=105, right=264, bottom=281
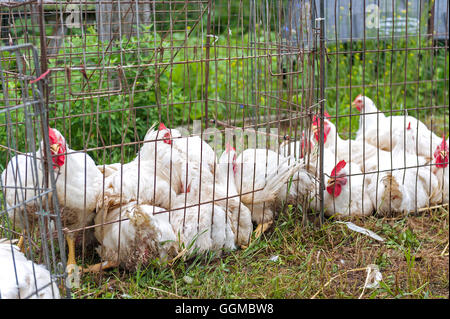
left=282, top=0, right=448, bottom=47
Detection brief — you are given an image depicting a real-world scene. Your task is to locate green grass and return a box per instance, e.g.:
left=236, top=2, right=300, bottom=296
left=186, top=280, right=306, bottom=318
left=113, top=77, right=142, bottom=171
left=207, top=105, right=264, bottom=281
left=73, top=206, right=449, bottom=299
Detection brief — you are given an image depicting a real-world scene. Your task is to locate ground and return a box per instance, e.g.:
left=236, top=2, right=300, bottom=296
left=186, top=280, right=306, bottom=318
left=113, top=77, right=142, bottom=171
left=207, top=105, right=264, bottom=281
left=74, top=205, right=449, bottom=299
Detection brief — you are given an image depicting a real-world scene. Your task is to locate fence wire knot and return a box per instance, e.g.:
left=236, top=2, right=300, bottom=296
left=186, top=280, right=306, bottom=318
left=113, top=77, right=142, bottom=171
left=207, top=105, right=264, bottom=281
left=29, top=69, right=51, bottom=84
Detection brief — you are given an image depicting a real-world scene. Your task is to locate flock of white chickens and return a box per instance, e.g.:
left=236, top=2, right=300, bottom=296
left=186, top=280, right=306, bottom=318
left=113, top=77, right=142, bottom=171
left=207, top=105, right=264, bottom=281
left=0, top=94, right=448, bottom=299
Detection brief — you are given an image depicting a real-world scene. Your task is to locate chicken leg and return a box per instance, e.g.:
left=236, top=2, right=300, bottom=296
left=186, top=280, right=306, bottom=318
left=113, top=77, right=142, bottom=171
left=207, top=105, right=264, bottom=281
left=17, top=234, right=25, bottom=253
left=66, top=236, right=77, bottom=267
left=82, top=260, right=119, bottom=273
left=253, top=221, right=273, bottom=239
left=242, top=221, right=273, bottom=249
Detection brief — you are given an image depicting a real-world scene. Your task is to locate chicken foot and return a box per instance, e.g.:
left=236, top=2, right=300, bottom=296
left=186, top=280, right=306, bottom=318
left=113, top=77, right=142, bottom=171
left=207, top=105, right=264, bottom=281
left=241, top=221, right=273, bottom=249
left=253, top=221, right=273, bottom=239
left=82, top=260, right=120, bottom=273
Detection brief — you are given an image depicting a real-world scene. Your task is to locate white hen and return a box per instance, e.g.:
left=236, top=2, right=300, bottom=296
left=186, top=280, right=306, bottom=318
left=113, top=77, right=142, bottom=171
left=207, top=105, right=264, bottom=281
left=322, top=159, right=373, bottom=217
left=90, top=157, right=178, bottom=271
left=353, top=95, right=441, bottom=158
left=169, top=198, right=236, bottom=257
left=1, top=152, right=43, bottom=233
left=0, top=239, right=60, bottom=299
left=44, top=128, right=103, bottom=267
left=230, top=147, right=311, bottom=236
left=365, top=129, right=440, bottom=216
left=171, top=153, right=253, bottom=248
left=311, top=117, right=352, bottom=163
left=1, top=128, right=103, bottom=267
left=308, top=144, right=373, bottom=217
left=93, top=202, right=177, bottom=271
left=138, top=123, right=193, bottom=194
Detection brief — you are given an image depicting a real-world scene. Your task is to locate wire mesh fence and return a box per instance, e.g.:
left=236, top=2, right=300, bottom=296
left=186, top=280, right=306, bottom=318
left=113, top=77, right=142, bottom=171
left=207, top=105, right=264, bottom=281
left=0, top=43, right=66, bottom=298
left=0, top=0, right=448, bottom=298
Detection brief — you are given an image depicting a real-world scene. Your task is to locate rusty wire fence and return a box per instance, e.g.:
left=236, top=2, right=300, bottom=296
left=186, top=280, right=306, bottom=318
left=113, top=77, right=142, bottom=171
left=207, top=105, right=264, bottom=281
left=0, top=0, right=448, bottom=298
left=312, top=0, right=449, bottom=219
left=0, top=43, right=67, bottom=298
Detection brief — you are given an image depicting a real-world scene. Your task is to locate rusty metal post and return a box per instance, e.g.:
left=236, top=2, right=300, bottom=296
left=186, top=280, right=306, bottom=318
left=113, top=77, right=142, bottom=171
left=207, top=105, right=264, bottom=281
left=318, top=0, right=325, bottom=224
left=203, top=0, right=212, bottom=129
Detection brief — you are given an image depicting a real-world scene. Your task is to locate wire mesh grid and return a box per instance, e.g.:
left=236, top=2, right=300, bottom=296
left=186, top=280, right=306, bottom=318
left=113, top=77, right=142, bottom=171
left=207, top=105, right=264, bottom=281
left=313, top=0, right=449, bottom=218
left=0, top=0, right=448, bottom=298
left=0, top=43, right=66, bottom=299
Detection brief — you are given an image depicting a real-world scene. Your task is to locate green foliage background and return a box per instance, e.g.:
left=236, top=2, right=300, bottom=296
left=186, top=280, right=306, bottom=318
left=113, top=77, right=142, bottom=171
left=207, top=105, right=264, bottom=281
left=1, top=3, right=448, bottom=171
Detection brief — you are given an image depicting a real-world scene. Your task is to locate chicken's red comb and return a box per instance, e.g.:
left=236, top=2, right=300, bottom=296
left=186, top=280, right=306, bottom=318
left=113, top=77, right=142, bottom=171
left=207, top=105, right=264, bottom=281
left=159, top=122, right=167, bottom=131
left=312, top=112, right=331, bottom=125
left=440, top=135, right=448, bottom=149
left=225, top=142, right=235, bottom=152
left=407, top=122, right=411, bottom=130
left=48, top=126, right=57, bottom=141
left=330, top=160, right=346, bottom=177
left=434, top=135, right=446, bottom=156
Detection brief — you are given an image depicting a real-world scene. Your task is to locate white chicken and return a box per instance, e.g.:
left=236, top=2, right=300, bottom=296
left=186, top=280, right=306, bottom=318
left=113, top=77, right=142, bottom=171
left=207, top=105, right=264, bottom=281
left=310, top=116, right=394, bottom=177
left=91, top=131, right=240, bottom=270
left=169, top=198, right=236, bottom=258
left=44, top=128, right=103, bottom=267
left=310, top=117, right=352, bottom=163
left=365, top=125, right=440, bottom=216
left=353, top=94, right=442, bottom=158
left=137, top=123, right=186, bottom=194
left=139, top=123, right=252, bottom=246
left=308, top=142, right=374, bottom=217
left=93, top=202, right=177, bottom=271
left=0, top=238, right=60, bottom=299
left=170, top=151, right=253, bottom=248
left=1, top=127, right=102, bottom=267
left=353, top=94, right=387, bottom=143
left=322, top=159, right=373, bottom=217
left=1, top=150, right=43, bottom=244
left=225, top=146, right=312, bottom=236
left=91, top=155, right=178, bottom=271
left=138, top=123, right=217, bottom=194
left=169, top=124, right=218, bottom=175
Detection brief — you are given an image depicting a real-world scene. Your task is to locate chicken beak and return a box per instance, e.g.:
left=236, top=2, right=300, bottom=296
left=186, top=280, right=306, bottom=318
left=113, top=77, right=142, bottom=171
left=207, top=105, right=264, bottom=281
left=440, top=150, right=448, bottom=160
left=352, top=99, right=362, bottom=111
left=311, top=125, right=318, bottom=135
left=50, top=143, right=60, bottom=154
left=327, top=178, right=335, bottom=187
